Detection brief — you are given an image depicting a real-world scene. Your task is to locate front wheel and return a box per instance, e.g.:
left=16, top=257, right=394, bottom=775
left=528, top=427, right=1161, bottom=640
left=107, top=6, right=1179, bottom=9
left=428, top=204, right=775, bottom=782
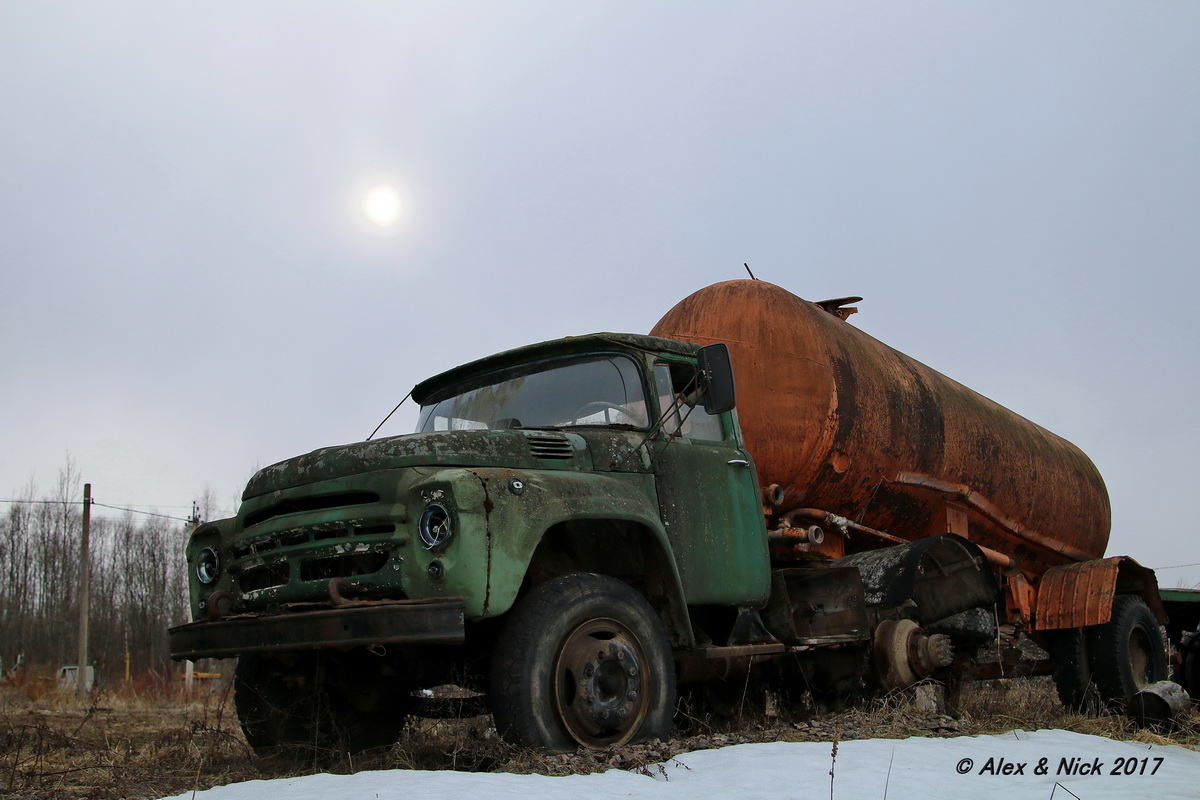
left=234, top=651, right=412, bottom=762
left=490, top=573, right=676, bottom=751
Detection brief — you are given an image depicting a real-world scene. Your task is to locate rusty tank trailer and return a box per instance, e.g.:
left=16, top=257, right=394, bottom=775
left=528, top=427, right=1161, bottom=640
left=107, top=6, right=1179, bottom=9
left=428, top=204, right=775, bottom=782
left=650, top=279, right=1182, bottom=713
left=170, top=280, right=1188, bottom=760
left=650, top=279, right=1110, bottom=579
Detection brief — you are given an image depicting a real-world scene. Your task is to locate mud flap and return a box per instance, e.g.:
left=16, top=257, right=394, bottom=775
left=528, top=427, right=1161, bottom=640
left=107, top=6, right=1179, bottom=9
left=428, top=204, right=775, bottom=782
left=834, top=534, right=1000, bottom=626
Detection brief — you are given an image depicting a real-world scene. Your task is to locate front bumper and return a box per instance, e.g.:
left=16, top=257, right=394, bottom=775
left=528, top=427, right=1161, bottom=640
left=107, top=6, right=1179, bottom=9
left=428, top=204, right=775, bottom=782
left=168, top=596, right=466, bottom=661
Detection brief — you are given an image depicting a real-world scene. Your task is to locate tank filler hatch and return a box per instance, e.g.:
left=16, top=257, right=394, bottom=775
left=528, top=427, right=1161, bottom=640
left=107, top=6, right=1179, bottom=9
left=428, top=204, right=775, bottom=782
left=814, top=296, right=862, bottom=321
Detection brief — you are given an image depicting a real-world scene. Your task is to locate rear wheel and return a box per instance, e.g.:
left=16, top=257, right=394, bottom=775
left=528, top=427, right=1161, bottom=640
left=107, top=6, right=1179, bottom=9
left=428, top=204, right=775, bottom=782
left=1046, top=627, right=1099, bottom=711
left=490, top=573, right=675, bottom=751
left=1087, top=594, right=1167, bottom=707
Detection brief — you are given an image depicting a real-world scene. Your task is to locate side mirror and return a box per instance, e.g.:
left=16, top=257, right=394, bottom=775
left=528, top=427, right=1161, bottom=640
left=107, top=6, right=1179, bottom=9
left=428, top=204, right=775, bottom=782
left=696, top=343, right=736, bottom=414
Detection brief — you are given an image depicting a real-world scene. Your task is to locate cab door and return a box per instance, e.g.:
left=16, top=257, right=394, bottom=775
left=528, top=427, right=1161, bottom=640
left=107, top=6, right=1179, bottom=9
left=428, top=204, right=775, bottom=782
left=649, top=362, right=770, bottom=606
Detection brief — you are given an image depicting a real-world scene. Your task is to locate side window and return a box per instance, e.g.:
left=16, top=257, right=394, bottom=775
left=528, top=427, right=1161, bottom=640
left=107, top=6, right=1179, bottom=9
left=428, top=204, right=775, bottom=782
left=653, top=363, right=725, bottom=442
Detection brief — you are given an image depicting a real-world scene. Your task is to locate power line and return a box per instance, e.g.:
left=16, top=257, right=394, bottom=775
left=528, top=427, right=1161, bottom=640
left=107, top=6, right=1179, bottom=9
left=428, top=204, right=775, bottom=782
left=1152, top=562, right=1200, bottom=571
left=0, top=498, right=78, bottom=505
left=0, top=497, right=194, bottom=523
left=0, top=498, right=192, bottom=508
left=106, top=503, right=195, bottom=509
left=90, top=502, right=194, bottom=523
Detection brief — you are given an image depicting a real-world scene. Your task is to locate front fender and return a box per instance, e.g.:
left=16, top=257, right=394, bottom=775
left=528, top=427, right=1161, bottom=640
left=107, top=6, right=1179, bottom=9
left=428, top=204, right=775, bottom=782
left=468, top=468, right=687, bottom=622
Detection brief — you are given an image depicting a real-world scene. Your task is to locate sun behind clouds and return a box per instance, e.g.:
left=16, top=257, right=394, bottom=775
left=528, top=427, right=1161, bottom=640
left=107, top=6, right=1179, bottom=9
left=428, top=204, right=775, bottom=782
left=362, top=184, right=402, bottom=226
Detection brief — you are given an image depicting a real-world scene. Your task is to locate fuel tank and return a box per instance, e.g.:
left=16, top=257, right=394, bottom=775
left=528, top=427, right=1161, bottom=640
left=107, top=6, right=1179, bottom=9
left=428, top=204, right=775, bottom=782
left=650, top=280, right=1110, bottom=572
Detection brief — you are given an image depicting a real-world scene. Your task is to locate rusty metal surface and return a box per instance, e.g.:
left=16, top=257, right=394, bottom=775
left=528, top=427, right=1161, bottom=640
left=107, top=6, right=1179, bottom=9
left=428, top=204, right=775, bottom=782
left=168, top=596, right=466, bottom=660
left=785, top=508, right=908, bottom=545
left=892, top=472, right=1095, bottom=563
left=872, top=619, right=953, bottom=691
left=1036, top=559, right=1120, bottom=629
left=1004, top=572, right=1037, bottom=625
left=552, top=616, right=651, bottom=747
left=975, top=544, right=1017, bottom=573
left=650, top=280, right=1111, bottom=573
left=674, top=645, right=786, bottom=684
left=1036, top=556, right=1167, bottom=629
left=763, top=567, right=869, bottom=643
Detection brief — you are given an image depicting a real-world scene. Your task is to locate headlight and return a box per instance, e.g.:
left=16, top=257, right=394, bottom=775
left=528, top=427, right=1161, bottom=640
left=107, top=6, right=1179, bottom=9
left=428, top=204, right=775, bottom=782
left=419, top=503, right=453, bottom=550
left=196, top=545, right=221, bottom=585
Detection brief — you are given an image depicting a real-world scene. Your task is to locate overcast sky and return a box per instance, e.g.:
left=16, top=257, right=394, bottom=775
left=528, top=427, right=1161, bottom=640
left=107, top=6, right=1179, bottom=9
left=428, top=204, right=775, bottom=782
left=2, top=2, right=1197, bottom=585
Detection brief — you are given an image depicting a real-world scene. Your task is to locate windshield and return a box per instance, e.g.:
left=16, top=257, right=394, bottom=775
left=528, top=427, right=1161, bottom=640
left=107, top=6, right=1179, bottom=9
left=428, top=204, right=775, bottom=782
left=416, top=354, right=650, bottom=432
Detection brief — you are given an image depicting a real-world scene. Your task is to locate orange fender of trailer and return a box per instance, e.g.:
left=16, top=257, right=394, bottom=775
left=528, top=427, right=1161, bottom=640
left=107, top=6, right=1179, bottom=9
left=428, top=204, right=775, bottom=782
left=1034, top=557, right=1166, bottom=630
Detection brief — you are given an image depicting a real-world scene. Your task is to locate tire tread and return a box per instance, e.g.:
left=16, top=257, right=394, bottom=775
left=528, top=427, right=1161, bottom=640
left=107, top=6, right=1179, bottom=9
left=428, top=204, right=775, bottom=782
left=1087, top=594, right=1167, bottom=706
left=490, top=572, right=675, bottom=751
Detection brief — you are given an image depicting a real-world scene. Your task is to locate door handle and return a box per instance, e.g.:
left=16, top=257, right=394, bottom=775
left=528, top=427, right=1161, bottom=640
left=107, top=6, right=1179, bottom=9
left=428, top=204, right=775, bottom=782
left=727, top=459, right=750, bottom=467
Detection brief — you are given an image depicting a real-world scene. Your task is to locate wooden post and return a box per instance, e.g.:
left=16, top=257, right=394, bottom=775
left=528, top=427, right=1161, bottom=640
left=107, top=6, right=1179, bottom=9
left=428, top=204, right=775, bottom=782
left=76, top=483, right=92, bottom=694
left=184, top=501, right=198, bottom=695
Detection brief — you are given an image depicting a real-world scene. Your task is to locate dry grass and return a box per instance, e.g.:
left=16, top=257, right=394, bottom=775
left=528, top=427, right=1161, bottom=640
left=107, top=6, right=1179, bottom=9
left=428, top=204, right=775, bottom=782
left=950, top=678, right=1200, bottom=749
left=0, top=677, right=255, bottom=800
left=1, top=675, right=1197, bottom=799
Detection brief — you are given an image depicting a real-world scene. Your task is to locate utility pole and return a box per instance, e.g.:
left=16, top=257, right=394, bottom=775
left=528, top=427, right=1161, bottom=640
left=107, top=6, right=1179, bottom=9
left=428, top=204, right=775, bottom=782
left=184, top=500, right=199, bottom=694
left=76, top=483, right=92, bottom=695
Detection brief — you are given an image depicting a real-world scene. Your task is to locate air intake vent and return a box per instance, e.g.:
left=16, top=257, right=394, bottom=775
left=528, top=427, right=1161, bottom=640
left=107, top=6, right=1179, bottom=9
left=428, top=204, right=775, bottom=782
left=523, top=431, right=574, bottom=460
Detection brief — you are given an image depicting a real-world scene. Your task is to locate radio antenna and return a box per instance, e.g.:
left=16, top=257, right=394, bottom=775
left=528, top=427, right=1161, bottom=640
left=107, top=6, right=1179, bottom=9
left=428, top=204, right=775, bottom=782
left=367, top=389, right=413, bottom=441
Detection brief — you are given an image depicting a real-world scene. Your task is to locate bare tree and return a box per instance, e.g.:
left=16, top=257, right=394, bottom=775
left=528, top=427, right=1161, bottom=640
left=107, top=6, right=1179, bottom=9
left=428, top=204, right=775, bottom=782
left=0, top=461, right=193, bottom=686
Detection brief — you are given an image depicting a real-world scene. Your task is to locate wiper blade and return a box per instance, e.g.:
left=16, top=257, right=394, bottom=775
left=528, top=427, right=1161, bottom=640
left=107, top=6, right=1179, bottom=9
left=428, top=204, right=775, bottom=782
left=565, top=423, right=643, bottom=431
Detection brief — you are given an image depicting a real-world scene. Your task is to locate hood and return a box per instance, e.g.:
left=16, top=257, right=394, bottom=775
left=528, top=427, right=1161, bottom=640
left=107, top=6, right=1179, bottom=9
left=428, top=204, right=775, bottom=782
left=242, top=429, right=592, bottom=499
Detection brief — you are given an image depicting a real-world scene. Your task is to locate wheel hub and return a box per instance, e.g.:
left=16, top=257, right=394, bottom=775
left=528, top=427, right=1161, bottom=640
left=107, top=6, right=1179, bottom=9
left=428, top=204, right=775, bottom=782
left=553, top=617, right=650, bottom=747
left=1129, top=630, right=1152, bottom=689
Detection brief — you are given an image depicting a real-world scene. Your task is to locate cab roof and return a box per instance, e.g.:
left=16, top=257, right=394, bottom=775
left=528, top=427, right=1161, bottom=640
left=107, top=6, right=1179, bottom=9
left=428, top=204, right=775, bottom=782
left=411, top=332, right=699, bottom=405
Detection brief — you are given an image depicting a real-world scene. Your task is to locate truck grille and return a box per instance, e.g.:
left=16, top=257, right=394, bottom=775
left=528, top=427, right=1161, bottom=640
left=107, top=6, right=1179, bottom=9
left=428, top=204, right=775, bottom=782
left=300, top=550, right=390, bottom=582
left=238, top=561, right=289, bottom=592
left=235, top=536, right=395, bottom=593
left=231, top=522, right=396, bottom=560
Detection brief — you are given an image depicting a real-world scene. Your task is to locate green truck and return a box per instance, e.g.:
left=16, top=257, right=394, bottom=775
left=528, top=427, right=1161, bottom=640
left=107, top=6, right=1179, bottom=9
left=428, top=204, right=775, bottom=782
left=169, top=282, right=1197, bottom=758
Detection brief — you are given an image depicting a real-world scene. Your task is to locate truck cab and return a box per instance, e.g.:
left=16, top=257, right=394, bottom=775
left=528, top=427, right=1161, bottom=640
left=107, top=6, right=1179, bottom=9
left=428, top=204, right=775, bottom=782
left=170, top=334, right=778, bottom=755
